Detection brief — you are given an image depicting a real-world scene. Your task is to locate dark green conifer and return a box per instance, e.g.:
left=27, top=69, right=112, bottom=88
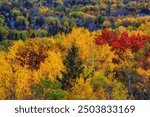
left=61, top=43, right=84, bottom=89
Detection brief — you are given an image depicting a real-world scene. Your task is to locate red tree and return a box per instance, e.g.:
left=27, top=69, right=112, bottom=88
left=95, top=30, right=150, bottom=51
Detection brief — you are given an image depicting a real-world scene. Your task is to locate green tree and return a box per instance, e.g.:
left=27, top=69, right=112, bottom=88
left=20, top=31, right=29, bottom=41
left=61, top=43, right=84, bottom=89
left=0, top=18, right=4, bottom=26
left=0, top=26, right=9, bottom=41
left=11, top=9, right=22, bottom=18
left=0, top=40, right=12, bottom=51
left=8, top=30, right=29, bottom=40
left=95, top=15, right=106, bottom=29
left=32, top=77, right=67, bottom=100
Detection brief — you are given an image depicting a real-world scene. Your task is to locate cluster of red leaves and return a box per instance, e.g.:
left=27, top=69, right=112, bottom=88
left=95, top=30, right=150, bottom=51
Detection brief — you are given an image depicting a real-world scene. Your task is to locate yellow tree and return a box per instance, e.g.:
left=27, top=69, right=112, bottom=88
left=0, top=51, right=32, bottom=99
left=69, top=77, right=96, bottom=100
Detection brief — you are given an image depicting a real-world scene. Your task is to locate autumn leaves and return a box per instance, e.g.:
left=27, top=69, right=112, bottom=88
left=0, top=28, right=150, bottom=100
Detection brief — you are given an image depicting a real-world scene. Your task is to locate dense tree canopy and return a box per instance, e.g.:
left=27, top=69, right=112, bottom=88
left=0, top=0, right=150, bottom=100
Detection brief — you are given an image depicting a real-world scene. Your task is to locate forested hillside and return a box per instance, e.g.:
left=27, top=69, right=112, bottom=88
left=0, top=0, right=150, bottom=40
left=0, top=0, right=150, bottom=100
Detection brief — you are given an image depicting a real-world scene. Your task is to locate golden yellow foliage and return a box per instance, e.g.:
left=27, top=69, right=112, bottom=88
left=69, top=77, right=96, bottom=100
left=93, top=44, right=117, bottom=72
left=139, top=22, right=150, bottom=36
left=95, top=88, right=107, bottom=100
left=39, top=7, right=49, bottom=15
left=111, top=80, right=128, bottom=100
left=14, top=65, right=32, bottom=99
left=63, top=28, right=96, bottom=61
left=0, top=52, right=32, bottom=99
left=0, top=38, right=65, bottom=99
left=38, top=50, right=65, bottom=80
left=0, top=52, right=13, bottom=99
left=137, top=67, right=150, bottom=80
left=103, top=20, right=111, bottom=28
left=116, top=49, right=135, bottom=70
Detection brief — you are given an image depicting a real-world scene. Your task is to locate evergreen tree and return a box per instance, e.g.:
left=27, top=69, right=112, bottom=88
left=61, top=43, right=84, bottom=89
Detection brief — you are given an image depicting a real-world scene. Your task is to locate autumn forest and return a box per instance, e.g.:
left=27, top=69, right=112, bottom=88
left=0, top=0, right=150, bottom=100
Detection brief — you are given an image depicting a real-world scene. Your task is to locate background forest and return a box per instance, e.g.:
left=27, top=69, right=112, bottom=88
left=0, top=0, right=150, bottom=100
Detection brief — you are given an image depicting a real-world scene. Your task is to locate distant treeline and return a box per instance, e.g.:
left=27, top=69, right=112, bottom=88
left=0, top=0, right=150, bottom=40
